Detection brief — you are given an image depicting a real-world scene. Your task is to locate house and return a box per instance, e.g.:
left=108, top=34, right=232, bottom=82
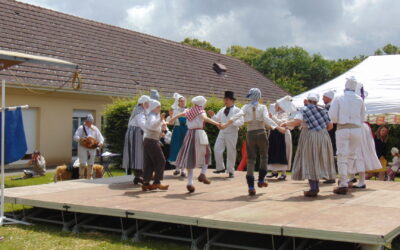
left=0, top=0, right=287, bottom=166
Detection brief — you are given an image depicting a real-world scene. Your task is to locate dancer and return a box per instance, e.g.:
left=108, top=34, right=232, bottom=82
left=208, top=91, right=243, bottom=178
left=222, top=88, right=286, bottom=196
left=168, top=93, right=188, bottom=177
left=282, top=93, right=335, bottom=197
left=73, top=114, right=104, bottom=179
left=349, top=84, right=381, bottom=188
left=329, top=76, right=365, bottom=195
left=142, top=99, right=169, bottom=191
left=122, top=95, right=151, bottom=184
left=267, top=96, right=296, bottom=181
left=170, top=96, right=221, bottom=193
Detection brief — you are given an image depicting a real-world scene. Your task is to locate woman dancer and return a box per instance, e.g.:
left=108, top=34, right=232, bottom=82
left=267, top=96, right=296, bottom=181
left=168, top=93, right=188, bottom=177
left=122, top=95, right=150, bottom=184
left=282, top=93, right=336, bottom=197
left=169, top=96, right=221, bottom=193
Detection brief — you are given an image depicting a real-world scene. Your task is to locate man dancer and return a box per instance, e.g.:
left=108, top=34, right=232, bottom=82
left=329, top=77, right=365, bottom=195
left=208, top=91, right=244, bottom=178
left=322, top=90, right=337, bottom=184
left=222, top=88, right=286, bottom=196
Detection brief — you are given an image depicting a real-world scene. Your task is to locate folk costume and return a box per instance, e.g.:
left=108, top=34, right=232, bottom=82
left=122, top=95, right=150, bottom=184
left=212, top=91, right=244, bottom=178
left=349, top=86, right=381, bottom=188
left=291, top=93, right=336, bottom=197
left=175, top=96, right=213, bottom=192
left=73, top=114, right=104, bottom=179
left=142, top=99, right=169, bottom=191
left=329, top=77, right=366, bottom=194
left=168, top=93, right=188, bottom=176
left=230, top=88, right=281, bottom=196
left=267, top=96, right=296, bottom=181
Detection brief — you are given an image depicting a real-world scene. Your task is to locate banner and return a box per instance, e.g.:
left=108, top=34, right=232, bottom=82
left=0, top=107, right=28, bottom=164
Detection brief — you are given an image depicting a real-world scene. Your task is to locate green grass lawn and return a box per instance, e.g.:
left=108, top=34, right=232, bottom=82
left=1, top=168, right=187, bottom=250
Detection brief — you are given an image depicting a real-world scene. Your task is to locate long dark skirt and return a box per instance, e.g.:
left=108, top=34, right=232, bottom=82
left=122, top=126, right=144, bottom=173
left=268, top=130, right=288, bottom=165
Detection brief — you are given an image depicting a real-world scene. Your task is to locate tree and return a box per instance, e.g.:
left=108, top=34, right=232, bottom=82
left=374, top=44, right=400, bottom=55
left=181, top=38, right=221, bottom=53
left=226, top=45, right=263, bottom=67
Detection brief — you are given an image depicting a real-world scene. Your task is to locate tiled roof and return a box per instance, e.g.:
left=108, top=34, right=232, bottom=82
left=0, top=0, right=288, bottom=101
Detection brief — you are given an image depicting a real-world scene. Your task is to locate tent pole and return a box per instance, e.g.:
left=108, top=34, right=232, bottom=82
left=0, top=80, right=31, bottom=226
left=0, top=79, right=5, bottom=225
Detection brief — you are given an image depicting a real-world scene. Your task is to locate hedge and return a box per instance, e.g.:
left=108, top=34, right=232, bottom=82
left=103, top=95, right=248, bottom=168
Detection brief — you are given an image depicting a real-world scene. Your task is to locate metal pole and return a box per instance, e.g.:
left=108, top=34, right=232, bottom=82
left=0, top=79, right=5, bottom=225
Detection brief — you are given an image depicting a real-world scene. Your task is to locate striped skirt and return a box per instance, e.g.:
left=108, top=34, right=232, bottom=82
left=122, top=126, right=144, bottom=172
left=292, top=128, right=336, bottom=181
left=175, top=129, right=212, bottom=170
left=168, top=125, right=188, bottom=163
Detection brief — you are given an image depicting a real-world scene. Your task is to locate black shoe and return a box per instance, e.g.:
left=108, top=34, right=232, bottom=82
left=180, top=172, right=186, bottom=178
left=213, top=170, right=225, bottom=174
left=350, top=178, right=358, bottom=183
left=277, top=175, right=287, bottom=181
left=173, top=170, right=180, bottom=176
left=323, top=179, right=336, bottom=184
left=228, top=173, right=234, bottom=178
left=353, top=184, right=366, bottom=189
left=267, top=172, right=278, bottom=178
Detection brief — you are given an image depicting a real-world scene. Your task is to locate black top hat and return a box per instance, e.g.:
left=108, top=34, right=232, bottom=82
left=224, top=91, right=236, bottom=100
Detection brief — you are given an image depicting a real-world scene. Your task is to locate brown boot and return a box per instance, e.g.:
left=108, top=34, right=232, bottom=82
left=198, top=174, right=211, bottom=184
left=186, top=185, right=195, bottom=193
left=333, top=186, right=348, bottom=195
left=257, top=182, right=268, bottom=188
left=153, top=183, right=169, bottom=190
left=304, top=190, right=319, bottom=197
left=248, top=188, right=256, bottom=196
left=142, top=184, right=156, bottom=191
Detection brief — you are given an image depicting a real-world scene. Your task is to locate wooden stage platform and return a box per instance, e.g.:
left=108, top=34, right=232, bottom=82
left=5, top=170, right=400, bottom=247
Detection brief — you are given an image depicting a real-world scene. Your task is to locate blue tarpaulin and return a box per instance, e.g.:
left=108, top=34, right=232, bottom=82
left=0, top=107, right=27, bottom=164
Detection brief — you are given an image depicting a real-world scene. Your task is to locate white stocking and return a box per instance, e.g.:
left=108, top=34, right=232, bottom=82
left=187, top=169, right=194, bottom=185
left=357, top=172, right=366, bottom=186
left=201, top=165, right=208, bottom=175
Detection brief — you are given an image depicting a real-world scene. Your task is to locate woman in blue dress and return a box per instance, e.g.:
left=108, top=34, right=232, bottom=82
left=167, top=93, right=188, bottom=177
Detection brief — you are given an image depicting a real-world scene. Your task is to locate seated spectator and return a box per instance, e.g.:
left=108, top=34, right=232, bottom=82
left=387, top=147, right=400, bottom=181
left=23, top=150, right=46, bottom=178
left=367, top=125, right=389, bottom=181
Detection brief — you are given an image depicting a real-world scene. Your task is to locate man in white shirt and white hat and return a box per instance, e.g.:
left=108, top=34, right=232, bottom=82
left=322, top=90, right=337, bottom=184
left=73, top=114, right=104, bottom=179
left=208, top=91, right=244, bottom=178
left=328, top=76, right=366, bottom=195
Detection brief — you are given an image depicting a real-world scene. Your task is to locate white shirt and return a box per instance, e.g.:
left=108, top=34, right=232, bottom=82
left=231, top=104, right=278, bottom=130
left=389, top=156, right=400, bottom=172
left=212, top=105, right=244, bottom=134
left=187, top=113, right=205, bottom=129
left=328, top=91, right=366, bottom=126
left=130, top=113, right=146, bottom=131
left=144, top=113, right=162, bottom=139
left=73, top=124, right=104, bottom=145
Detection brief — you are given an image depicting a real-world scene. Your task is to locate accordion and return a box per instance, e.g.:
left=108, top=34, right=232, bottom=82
left=80, top=136, right=100, bottom=149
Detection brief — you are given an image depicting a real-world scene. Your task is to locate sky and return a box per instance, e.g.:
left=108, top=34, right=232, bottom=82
left=18, top=0, right=400, bottom=59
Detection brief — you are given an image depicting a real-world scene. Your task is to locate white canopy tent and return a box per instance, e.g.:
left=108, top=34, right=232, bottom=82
left=293, top=55, right=400, bottom=117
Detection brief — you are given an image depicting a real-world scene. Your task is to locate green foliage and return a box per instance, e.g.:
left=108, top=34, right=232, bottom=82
left=374, top=43, right=400, bottom=55
left=181, top=38, right=221, bottom=54
left=226, top=45, right=263, bottom=67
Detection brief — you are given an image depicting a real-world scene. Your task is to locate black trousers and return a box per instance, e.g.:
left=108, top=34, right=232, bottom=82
left=143, top=138, right=166, bottom=183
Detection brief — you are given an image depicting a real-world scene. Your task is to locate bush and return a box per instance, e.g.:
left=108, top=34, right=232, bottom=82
left=103, top=95, right=247, bottom=168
